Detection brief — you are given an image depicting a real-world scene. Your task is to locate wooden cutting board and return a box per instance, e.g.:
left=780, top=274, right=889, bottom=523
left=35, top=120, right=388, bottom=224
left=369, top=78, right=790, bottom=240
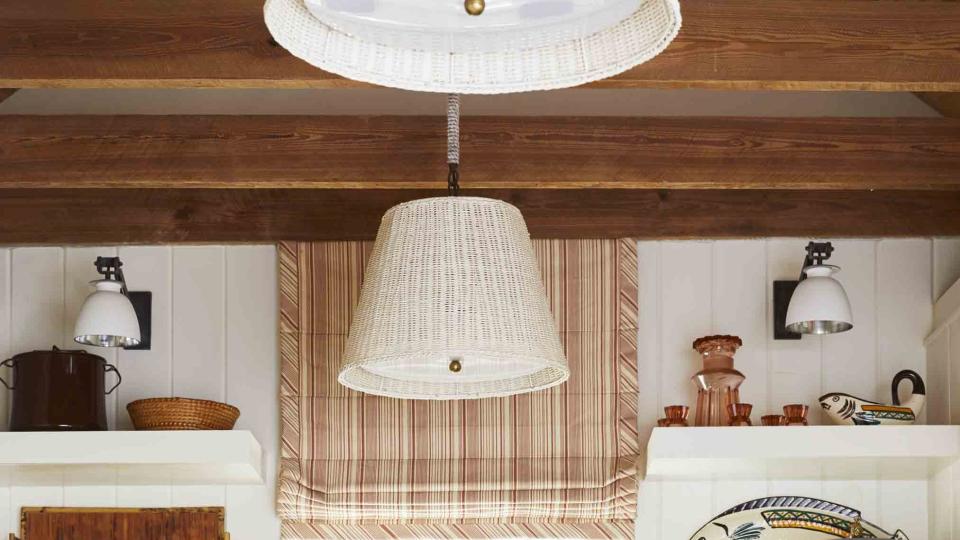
left=17, top=507, right=226, bottom=540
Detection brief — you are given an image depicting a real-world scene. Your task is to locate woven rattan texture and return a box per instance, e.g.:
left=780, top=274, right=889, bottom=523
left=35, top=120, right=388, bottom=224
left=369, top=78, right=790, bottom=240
left=126, top=397, right=240, bottom=430
left=339, top=197, right=569, bottom=399
left=264, top=0, right=682, bottom=94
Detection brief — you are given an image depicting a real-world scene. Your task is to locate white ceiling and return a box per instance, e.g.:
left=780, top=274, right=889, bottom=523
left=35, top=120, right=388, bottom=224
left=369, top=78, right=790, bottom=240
left=0, top=88, right=940, bottom=117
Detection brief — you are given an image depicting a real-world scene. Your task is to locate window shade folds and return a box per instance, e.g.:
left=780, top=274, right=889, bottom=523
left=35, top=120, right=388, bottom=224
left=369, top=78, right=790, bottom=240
left=278, top=239, right=639, bottom=539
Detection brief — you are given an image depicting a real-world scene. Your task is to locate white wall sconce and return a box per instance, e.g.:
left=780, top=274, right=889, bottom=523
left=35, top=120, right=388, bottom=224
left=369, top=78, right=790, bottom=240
left=773, top=242, right=853, bottom=340
left=74, top=256, right=152, bottom=350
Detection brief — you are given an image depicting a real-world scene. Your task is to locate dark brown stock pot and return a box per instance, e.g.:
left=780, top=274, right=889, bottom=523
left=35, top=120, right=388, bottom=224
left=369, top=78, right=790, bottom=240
left=0, top=347, right=121, bottom=431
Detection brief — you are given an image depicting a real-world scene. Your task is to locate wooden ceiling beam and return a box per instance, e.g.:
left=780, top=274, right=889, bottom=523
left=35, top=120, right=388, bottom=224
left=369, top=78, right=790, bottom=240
left=2, top=115, right=959, bottom=191
left=917, top=93, right=960, bottom=118
left=2, top=1, right=959, bottom=90
left=0, top=89, right=18, bottom=105
left=1, top=188, right=959, bottom=244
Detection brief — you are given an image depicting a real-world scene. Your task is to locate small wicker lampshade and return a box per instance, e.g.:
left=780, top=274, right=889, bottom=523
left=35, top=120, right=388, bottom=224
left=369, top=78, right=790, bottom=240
left=339, top=196, right=569, bottom=400
left=264, top=0, right=681, bottom=94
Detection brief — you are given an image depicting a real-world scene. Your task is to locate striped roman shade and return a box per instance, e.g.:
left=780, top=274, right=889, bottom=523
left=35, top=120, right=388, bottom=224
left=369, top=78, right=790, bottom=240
left=278, top=239, right=639, bottom=539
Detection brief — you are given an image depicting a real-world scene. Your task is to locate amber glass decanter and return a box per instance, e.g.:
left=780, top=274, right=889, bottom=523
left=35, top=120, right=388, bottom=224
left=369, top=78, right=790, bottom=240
left=691, top=335, right=745, bottom=426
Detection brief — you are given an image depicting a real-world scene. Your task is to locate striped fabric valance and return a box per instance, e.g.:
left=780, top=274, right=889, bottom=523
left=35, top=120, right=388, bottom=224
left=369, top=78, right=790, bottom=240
left=277, top=239, right=639, bottom=539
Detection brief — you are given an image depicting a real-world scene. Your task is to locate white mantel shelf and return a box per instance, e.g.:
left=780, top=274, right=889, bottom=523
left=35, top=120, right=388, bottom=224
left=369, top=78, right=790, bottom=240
left=646, top=425, right=960, bottom=481
left=0, top=430, right=263, bottom=486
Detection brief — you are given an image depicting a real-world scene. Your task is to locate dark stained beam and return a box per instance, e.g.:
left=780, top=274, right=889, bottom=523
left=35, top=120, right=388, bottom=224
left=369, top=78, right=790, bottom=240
left=917, top=93, right=960, bottom=118
left=2, top=1, right=959, bottom=90
left=0, top=89, right=18, bottom=105
left=2, top=116, right=959, bottom=190
left=0, top=189, right=958, bottom=244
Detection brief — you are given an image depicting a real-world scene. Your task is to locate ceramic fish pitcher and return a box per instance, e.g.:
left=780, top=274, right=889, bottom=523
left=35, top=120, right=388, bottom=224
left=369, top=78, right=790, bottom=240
left=819, top=369, right=925, bottom=426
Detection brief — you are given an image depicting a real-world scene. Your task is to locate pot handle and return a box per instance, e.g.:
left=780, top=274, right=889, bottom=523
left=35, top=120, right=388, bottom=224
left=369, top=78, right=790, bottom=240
left=0, top=358, right=13, bottom=390
left=104, top=363, right=122, bottom=395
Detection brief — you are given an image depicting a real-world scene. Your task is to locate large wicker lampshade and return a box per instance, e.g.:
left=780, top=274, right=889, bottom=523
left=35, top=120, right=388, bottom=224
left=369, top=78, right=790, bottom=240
left=264, top=0, right=681, bottom=94
left=339, top=196, right=569, bottom=400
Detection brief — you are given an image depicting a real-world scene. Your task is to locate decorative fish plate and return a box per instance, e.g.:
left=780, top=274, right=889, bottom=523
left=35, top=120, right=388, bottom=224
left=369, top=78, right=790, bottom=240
left=689, top=496, right=908, bottom=539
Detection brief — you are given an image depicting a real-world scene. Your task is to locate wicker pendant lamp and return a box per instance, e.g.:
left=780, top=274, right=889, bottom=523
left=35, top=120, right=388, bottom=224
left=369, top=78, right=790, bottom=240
left=264, top=0, right=681, bottom=94
left=339, top=96, right=568, bottom=400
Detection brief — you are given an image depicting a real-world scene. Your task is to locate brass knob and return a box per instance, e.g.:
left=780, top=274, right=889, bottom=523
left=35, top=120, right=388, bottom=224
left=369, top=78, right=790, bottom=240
left=465, top=0, right=485, bottom=16
left=449, top=359, right=462, bottom=373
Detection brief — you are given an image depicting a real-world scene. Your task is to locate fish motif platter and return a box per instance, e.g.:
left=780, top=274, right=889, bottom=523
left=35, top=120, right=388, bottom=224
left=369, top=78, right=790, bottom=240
left=690, top=497, right=908, bottom=539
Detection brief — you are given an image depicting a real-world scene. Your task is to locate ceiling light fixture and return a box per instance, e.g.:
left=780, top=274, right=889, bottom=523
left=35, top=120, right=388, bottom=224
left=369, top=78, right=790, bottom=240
left=338, top=96, right=569, bottom=399
left=773, top=242, right=854, bottom=340
left=264, top=0, right=681, bottom=94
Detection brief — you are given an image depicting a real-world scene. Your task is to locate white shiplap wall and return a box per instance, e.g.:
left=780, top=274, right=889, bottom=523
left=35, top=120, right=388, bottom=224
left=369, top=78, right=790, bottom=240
left=925, top=266, right=960, bottom=540
left=0, top=246, right=280, bottom=539
left=635, top=238, right=960, bottom=540
left=0, top=239, right=956, bottom=540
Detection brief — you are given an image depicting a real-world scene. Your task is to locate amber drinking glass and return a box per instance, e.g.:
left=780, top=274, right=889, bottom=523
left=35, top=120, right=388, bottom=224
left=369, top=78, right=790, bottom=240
left=691, top=335, right=745, bottom=426
left=761, top=414, right=785, bottom=426
left=664, top=405, right=690, bottom=427
left=783, top=404, right=809, bottom=426
left=726, top=403, right=753, bottom=426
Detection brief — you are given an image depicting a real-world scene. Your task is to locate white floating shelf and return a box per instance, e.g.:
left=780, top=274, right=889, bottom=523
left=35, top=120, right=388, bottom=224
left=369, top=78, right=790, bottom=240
left=646, top=425, right=960, bottom=481
left=0, top=430, right=263, bottom=486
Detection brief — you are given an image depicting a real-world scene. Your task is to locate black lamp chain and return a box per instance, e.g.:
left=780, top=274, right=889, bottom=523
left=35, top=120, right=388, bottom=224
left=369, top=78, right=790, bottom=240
left=447, top=94, right=461, bottom=196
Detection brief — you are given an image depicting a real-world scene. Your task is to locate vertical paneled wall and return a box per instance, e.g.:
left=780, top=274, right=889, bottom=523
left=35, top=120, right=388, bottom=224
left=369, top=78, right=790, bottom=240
left=0, top=246, right=280, bottom=540
left=925, top=266, right=960, bottom=540
left=636, top=239, right=958, bottom=540
left=0, top=240, right=956, bottom=540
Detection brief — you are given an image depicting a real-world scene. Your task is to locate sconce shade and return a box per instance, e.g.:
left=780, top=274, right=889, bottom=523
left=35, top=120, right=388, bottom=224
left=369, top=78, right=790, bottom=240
left=74, top=280, right=142, bottom=348
left=785, top=265, right=853, bottom=335
left=339, top=196, right=569, bottom=400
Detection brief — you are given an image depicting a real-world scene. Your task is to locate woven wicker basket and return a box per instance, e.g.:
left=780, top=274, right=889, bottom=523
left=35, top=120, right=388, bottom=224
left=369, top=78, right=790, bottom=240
left=126, top=398, right=240, bottom=430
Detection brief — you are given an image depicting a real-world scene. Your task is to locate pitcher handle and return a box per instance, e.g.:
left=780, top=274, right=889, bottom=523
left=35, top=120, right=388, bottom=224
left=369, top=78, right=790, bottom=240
left=0, top=358, right=13, bottom=390
left=104, top=363, right=122, bottom=395
left=891, top=369, right=925, bottom=406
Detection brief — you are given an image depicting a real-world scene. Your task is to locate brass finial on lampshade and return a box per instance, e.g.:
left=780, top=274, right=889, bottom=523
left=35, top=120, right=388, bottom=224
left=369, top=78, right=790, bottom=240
left=464, top=0, right=485, bottom=15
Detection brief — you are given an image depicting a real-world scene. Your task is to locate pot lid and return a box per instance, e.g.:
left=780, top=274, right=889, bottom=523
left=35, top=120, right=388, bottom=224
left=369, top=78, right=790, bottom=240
left=13, top=346, right=99, bottom=359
